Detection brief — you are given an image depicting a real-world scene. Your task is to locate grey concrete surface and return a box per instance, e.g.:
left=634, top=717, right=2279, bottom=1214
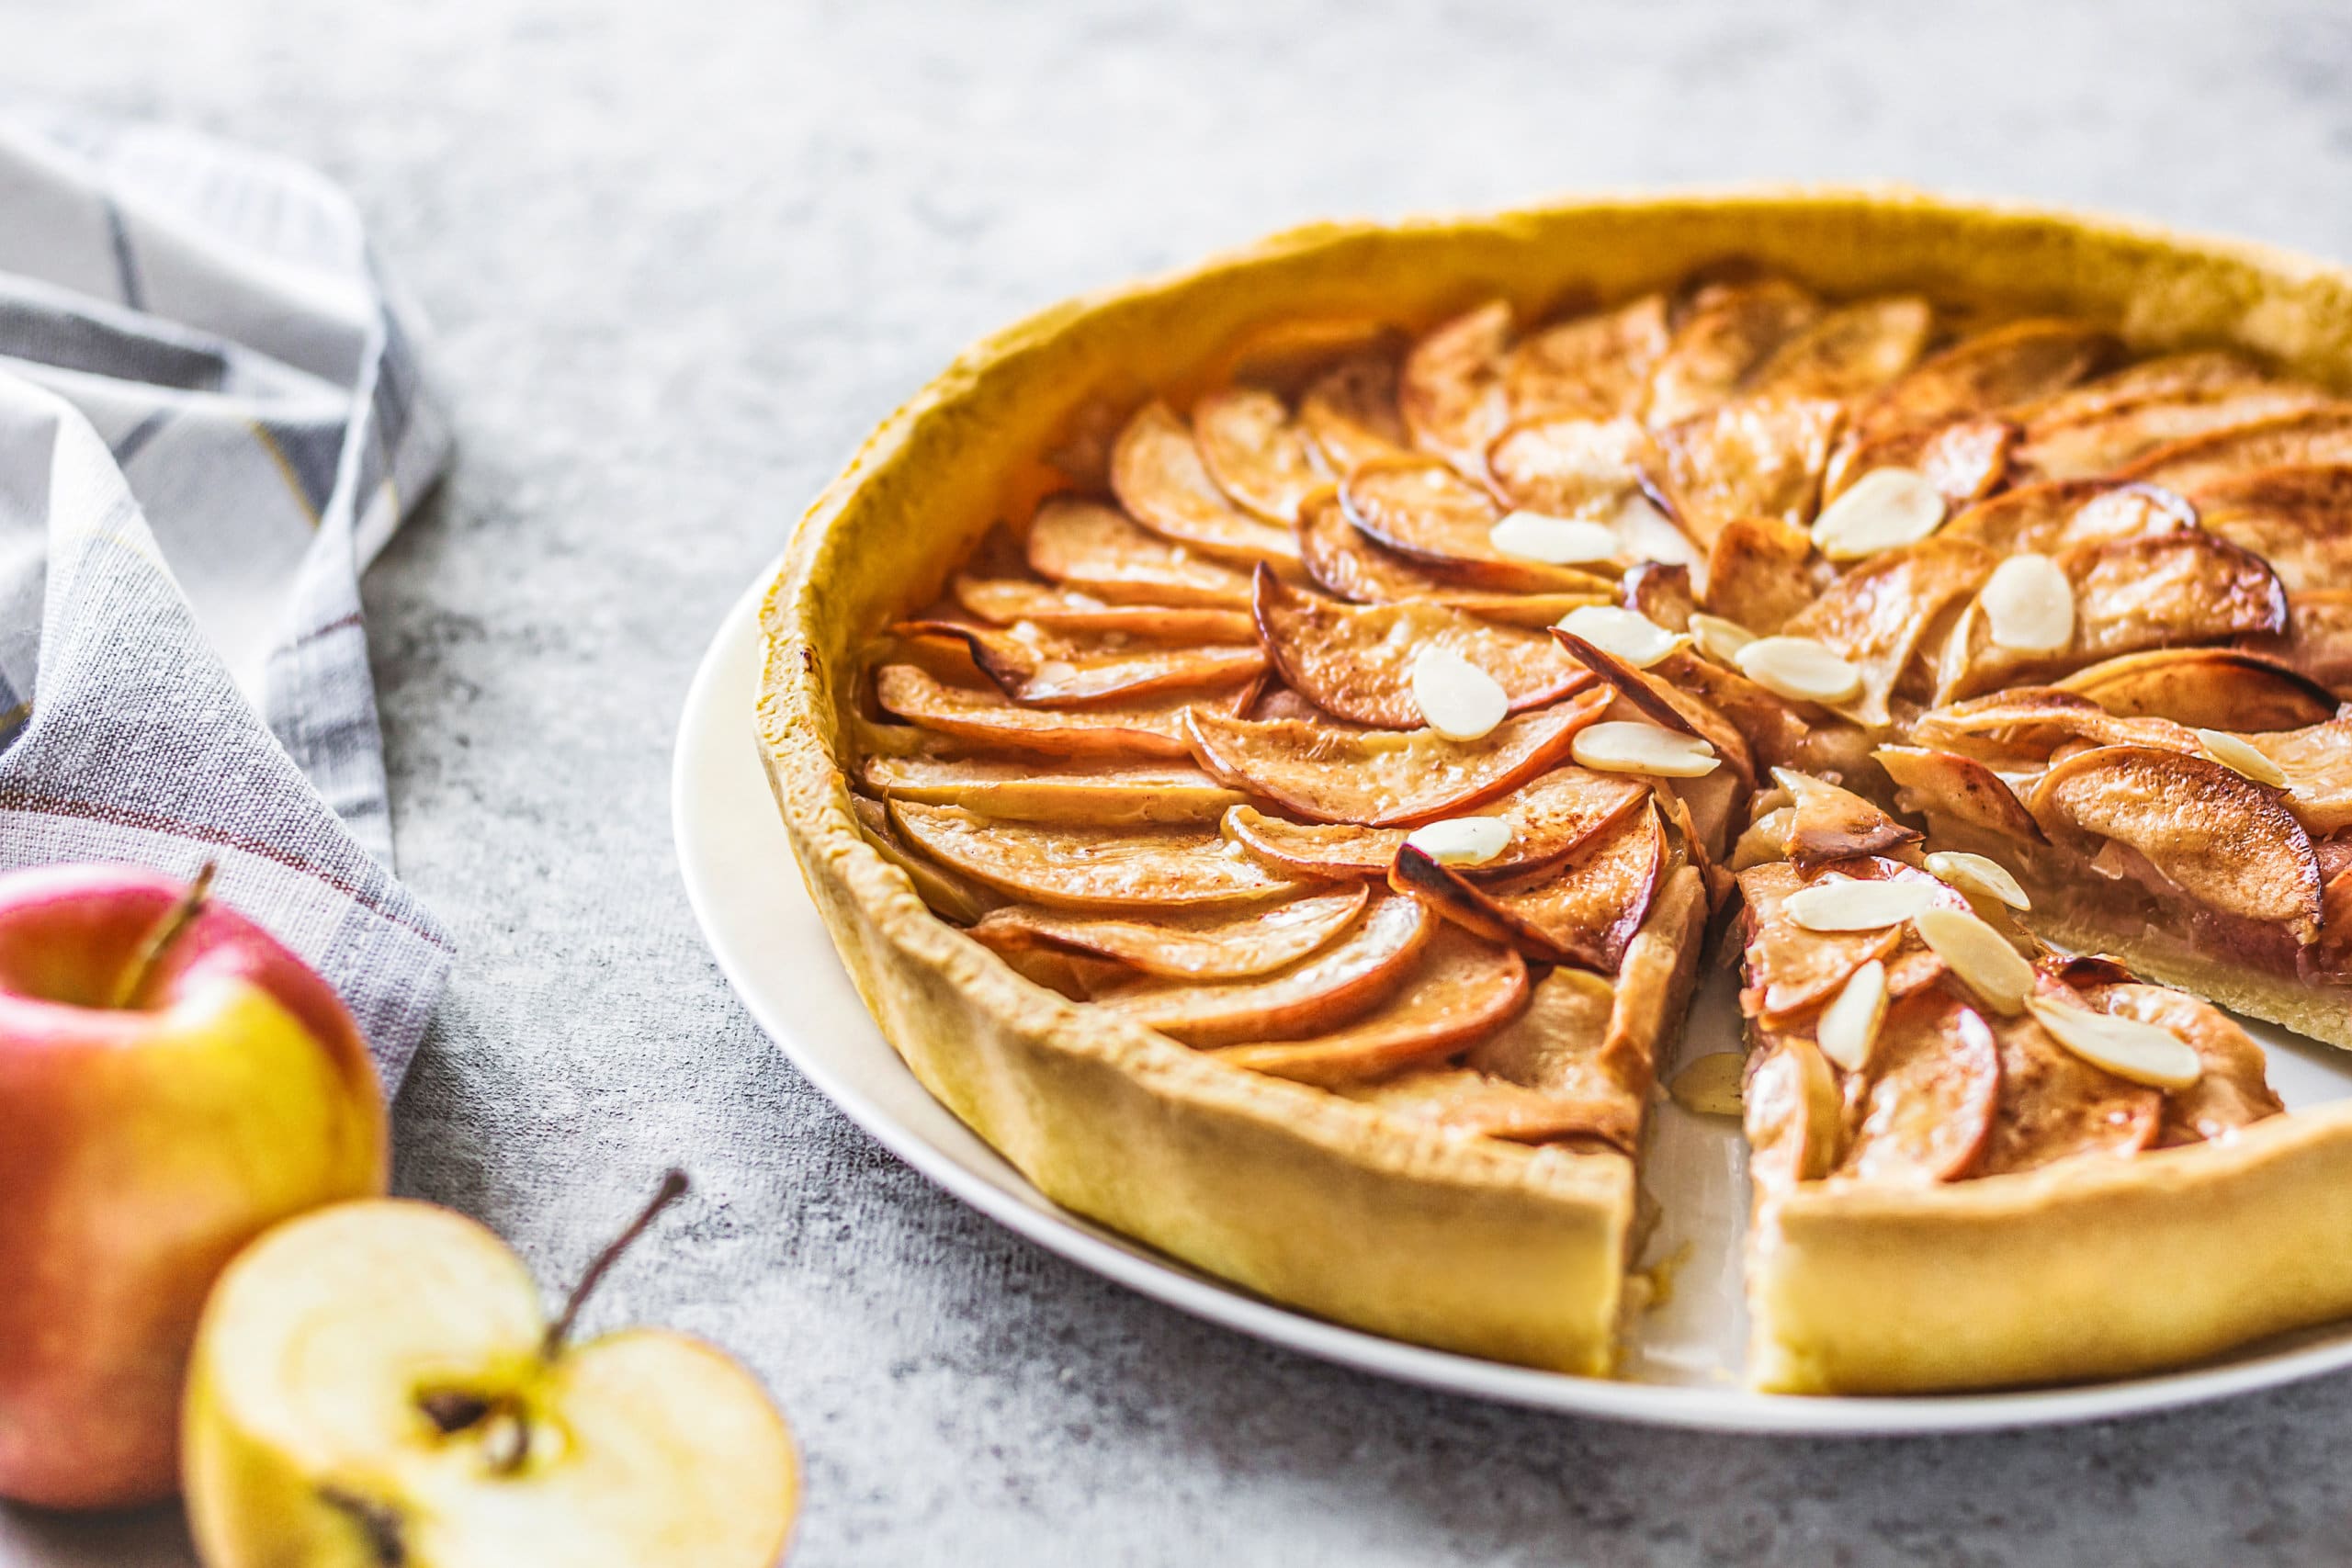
left=6, top=2, right=2352, bottom=1562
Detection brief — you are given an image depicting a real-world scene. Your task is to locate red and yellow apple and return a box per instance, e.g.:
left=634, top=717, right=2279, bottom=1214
left=0, top=863, right=386, bottom=1509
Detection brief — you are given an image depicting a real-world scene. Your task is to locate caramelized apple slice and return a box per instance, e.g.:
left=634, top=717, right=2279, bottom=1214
left=1183, top=688, right=1608, bottom=827
left=2006, top=350, right=2273, bottom=428
left=1782, top=536, right=1997, bottom=728
left=1975, top=1008, right=2162, bottom=1176
left=2013, top=385, right=2332, bottom=481
left=2191, top=463, right=2352, bottom=592
left=1091, top=892, right=1432, bottom=1045
left=1552, top=630, right=1758, bottom=790
left=1392, top=802, right=1666, bottom=972
left=1399, top=300, right=1512, bottom=479
left=847, top=795, right=1001, bottom=926
left=1193, top=387, right=1328, bottom=525
left=1296, top=494, right=1613, bottom=621
left=1908, top=686, right=2199, bottom=760
left=1216, top=927, right=1530, bottom=1083
left=2027, top=743, right=2322, bottom=940
left=2117, top=404, right=2352, bottom=492
left=1253, top=570, right=1589, bottom=728
left=2243, top=718, right=2352, bottom=833
left=1835, top=993, right=2001, bottom=1184
left=952, top=577, right=1256, bottom=643
left=1341, top=460, right=1613, bottom=592
left=899, top=622, right=1264, bottom=706
left=1502, top=294, right=1671, bottom=423
left=1110, top=401, right=1302, bottom=567
left=1220, top=808, right=1405, bottom=879
left=1026, top=497, right=1255, bottom=608
left=2272, top=590, right=2352, bottom=696
left=1744, top=1036, right=1845, bottom=1190
left=1486, top=415, right=1652, bottom=519
left=1775, top=768, right=1922, bottom=871
left=889, top=801, right=1311, bottom=911
left=1701, top=515, right=1826, bottom=635
left=2052, top=649, right=2335, bottom=731
left=861, top=755, right=1247, bottom=826
left=1874, top=745, right=2047, bottom=845
left=1298, top=352, right=1415, bottom=474
left=1332, top=1065, right=1641, bottom=1150
left=969, top=886, right=1368, bottom=981
left=2066, top=979, right=2283, bottom=1145
left=1939, top=479, right=2194, bottom=557
left=1644, top=276, right=1821, bottom=426
left=1824, top=416, right=2015, bottom=508
left=1742, top=296, right=1933, bottom=400
left=1848, top=319, right=2116, bottom=444
left=1738, top=859, right=1966, bottom=1018
left=1649, top=397, right=1845, bottom=547
left=874, top=665, right=1199, bottom=760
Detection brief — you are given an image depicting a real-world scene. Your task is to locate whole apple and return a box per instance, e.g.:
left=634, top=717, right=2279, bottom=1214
left=0, top=863, right=386, bottom=1509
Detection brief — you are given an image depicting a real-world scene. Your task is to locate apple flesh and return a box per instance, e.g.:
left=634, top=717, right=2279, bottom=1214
left=0, top=863, right=386, bottom=1510
left=184, top=1198, right=800, bottom=1568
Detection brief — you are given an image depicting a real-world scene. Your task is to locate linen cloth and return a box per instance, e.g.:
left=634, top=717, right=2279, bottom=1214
left=0, top=111, right=451, bottom=1081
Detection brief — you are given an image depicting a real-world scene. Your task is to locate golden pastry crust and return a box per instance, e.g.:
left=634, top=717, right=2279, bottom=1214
left=761, top=188, right=2352, bottom=1390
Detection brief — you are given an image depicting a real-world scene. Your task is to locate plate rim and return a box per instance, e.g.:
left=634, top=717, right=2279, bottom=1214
left=673, top=558, right=2352, bottom=1436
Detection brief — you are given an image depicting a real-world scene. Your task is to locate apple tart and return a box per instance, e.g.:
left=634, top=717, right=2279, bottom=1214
left=761, top=193, right=2352, bottom=1393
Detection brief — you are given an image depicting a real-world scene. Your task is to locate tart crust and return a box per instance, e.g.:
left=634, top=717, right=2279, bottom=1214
left=760, top=188, right=2352, bottom=1389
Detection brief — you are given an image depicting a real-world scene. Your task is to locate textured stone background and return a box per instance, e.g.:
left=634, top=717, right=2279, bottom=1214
left=8, top=2, right=2352, bottom=1563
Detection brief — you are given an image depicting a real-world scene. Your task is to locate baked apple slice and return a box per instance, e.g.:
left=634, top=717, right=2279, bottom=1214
left=2190, top=463, right=2352, bottom=591
left=1340, top=460, right=1618, bottom=592
left=1699, top=514, right=1826, bottom=634
left=861, top=755, right=1247, bottom=826
left=1216, top=926, right=1530, bottom=1083
left=1845, top=319, right=2116, bottom=445
left=1648, top=396, right=1845, bottom=547
left=1026, top=497, right=1256, bottom=608
left=897, top=621, right=1265, bottom=706
left=1740, top=295, right=1933, bottom=401
left=1221, top=762, right=1647, bottom=882
left=2116, top=404, right=2352, bottom=492
left=874, top=664, right=1200, bottom=760
left=2051, top=648, right=2335, bottom=731
left=1823, top=415, right=2015, bottom=508
left=1835, top=992, right=2002, bottom=1183
left=1939, top=478, right=2194, bottom=556
left=2064, top=978, right=2282, bottom=1145
left=1193, top=386, right=1329, bottom=525
left=1644, top=275, right=1821, bottom=426
left=1390, top=800, right=1666, bottom=972
left=1504, top=293, right=1671, bottom=423
left=1780, top=536, right=1997, bottom=728
left=952, top=576, right=1257, bottom=644
left=2005, top=349, right=2273, bottom=427
left=888, top=801, right=1312, bottom=910
left=1485, top=414, right=1652, bottom=520
left=1296, top=494, right=1611, bottom=623
left=1298, top=352, right=1416, bottom=474
left=1974, top=1005, right=2163, bottom=1176
left=969, top=886, right=1368, bottom=981
left=2012, top=384, right=2331, bottom=480
left=1399, top=300, right=1513, bottom=479
left=1110, top=401, right=1303, bottom=568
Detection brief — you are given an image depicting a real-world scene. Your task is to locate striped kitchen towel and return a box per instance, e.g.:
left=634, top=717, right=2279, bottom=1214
left=0, top=110, right=452, bottom=1082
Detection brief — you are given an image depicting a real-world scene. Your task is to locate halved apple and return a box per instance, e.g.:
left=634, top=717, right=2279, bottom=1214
left=1340, top=460, right=1615, bottom=592
left=2052, top=648, right=2335, bottom=731
left=897, top=620, right=1264, bottom=706
left=1252, top=569, right=1589, bottom=728
left=969, top=886, right=1368, bottom=981
left=1025, top=497, right=1256, bottom=608
left=861, top=755, right=1248, bottom=826
left=1182, top=689, right=1608, bottom=826
left=2012, top=384, right=2331, bottom=481
left=1644, top=276, right=1821, bottom=427
left=1298, top=352, right=1416, bottom=474
left=952, top=576, right=1257, bottom=643
left=1391, top=801, right=1665, bottom=972
left=1504, top=293, right=1671, bottom=423
left=2116, top=403, right=2352, bottom=492
left=1741, top=295, right=1933, bottom=401
left=873, top=664, right=1197, bottom=759
left=1110, top=401, right=1303, bottom=569
left=1836, top=991, right=2001, bottom=1183
left=1215, top=926, right=1529, bottom=1084
left=1975, top=1006, right=2162, bottom=1175
left=2191, top=462, right=2352, bottom=591
left=1091, top=892, right=1432, bottom=1044
left=1193, top=386, right=1329, bottom=525
left=1781, top=536, right=1996, bottom=728
left=889, top=801, right=1311, bottom=910
left=1648, top=397, right=1845, bottom=547
left=1295, top=493, right=1614, bottom=622
left=1399, top=300, right=1513, bottom=479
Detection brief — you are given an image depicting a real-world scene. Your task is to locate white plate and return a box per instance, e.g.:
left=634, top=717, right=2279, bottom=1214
left=675, top=561, right=2352, bottom=1434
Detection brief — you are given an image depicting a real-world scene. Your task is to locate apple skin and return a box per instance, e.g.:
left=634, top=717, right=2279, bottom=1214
left=0, top=863, right=387, bottom=1510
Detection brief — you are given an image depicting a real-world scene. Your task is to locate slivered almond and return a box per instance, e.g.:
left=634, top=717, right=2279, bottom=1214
left=1782, top=876, right=1941, bottom=932
left=1735, top=635, right=1864, bottom=705
left=1815, top=959, right=1888, bottom=1072
left=1688, top=612, right=1757, bottom=664
left=2026, top=995, right=2203, bottom=1089
left=1925, top=850, right=2030, bottom=911
left=1410, top=648, right=1509, bottom=739
left=1489, top=510, right=1621, bottom=565
left=1980, top=553, right=2074, bottom=654
left=1811, top=466, right=1946, bottom=560
left=2195, top=727, right=2290, bottom=787
left=1555, top=604, right=1683, bottom=668
left=1404, top=817, right=1513, bottom=866
left=1668, top=1052, right=1747, bottom=1117
left=1571, top=720, right=1719, bottom=778
left=1914, top=907, right=2034, bottom=1014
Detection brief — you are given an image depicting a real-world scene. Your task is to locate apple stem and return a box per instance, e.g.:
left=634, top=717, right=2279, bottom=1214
left=542, top=1168, right=690, bottom=1359
left=108, top=861, right=216, bottom=1010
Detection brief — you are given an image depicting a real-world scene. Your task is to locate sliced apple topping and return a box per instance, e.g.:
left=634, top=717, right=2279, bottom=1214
left=1025, top=496, right=1255, bottom=608
left=952, top=577, right=1257, bottom=644
left=1572, top=721, right=1718, bottom=778
left=2007, top=349, right=2273, bottom=428
left=2012, top=384, right=2333, bottom=481
left=1743, top=296, right=1933, bottom=401
left=1253, top=570, right=1588, bottom=728
left=1645, top=276, right=1822, bottom=426
left=1399, top=300, right=1513, bottom=479
left=1742, top=863, right=1902, bottom=1017
left=1506, top=294, right=1671, bottom=423
left=1110, top=401, right=1302, bottom=568
left=2116, top=404, right=2352, bottom=494
left=970, top=886, right=1367, bottom=983
left=1555, top=604, right=1683, bottom=668
left=1913, top=907, right=2034, bottom=1014
left=1699, top=514, right=1823, bottom=634
left=1487, top=413, right=1653, bottom=522
left=1735, top=636, right=1864, bottom=705
left=898, top=620, right=1265, bottom=706
left=1978, top=553, right=2075, bottom=655
left=1488, top=510, right=1623, bottom=564
left=1847, top=319, right=2116, bottom=445
left=1332, top=1065, right=1640, bottom=1149
left=1391, top=801, right=1666, bottom=972
left=860, top=755, right=1246, bottom=826
left=1826, top=415, right=2016, bottom=511
left=1221, top=807, right=1404, bottom=879
left=850, top=795, right=1001, bottom=925
left=889, top=802, right=1309, bottom=911
left=1810, top=465, right=1945, bottom=560
left=1193, top=387, right=1327, bottom=525
left=1404, top=817, right=1513, bottom=866
left=1774, top=767, right=1922, bottom=870
left=1295, top=494, right=1612, bottom=622
left=2067, top=980, right=2282, bottom=1142
left=1553, top=628, right=1756, bottom=785
left=1939, top=477, right=2193, bottom=557
left=2240, top=718, right=2352, bottom=833
left=1924, top=850, right=2030, bottom=911
left=1215, top=927, right=1529, bottom=1084
left=1341, top=460, right=1612, bottom=592
left=873, top=665, right=1198, bottom=760
left=1781, top=536, right=1996, bottom=728
left=1746, top=1037, right=1844, bottom=1188
left=2192, top=462, right=2352, bottom=591
left=1091, top=892, right=1433, bottom=1045
left=1836, top=993, right=2001, bottom=1184
left=1649, top=396, right=1845, bottom=547
left=1298, top=352, right=1416, bottom=474
left=1182, top=689, right=1608, bottom=826
left=1975, top=1009, right=2162, bottom=1176
left=2052, top=648, right=2336, bottom=731
left=2022, top=994, right=2201, bottom=1090
left=1815, top=958, right=1889, bottom=1073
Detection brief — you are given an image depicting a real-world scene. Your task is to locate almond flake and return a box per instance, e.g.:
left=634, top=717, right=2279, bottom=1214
left=1735, top=636, right=1864, bottom=705
left=2024, top=996, right=2204, bottom=1090
left=1688, top=612, right=1757, bottom=665
left=1404, top=816, right=1513, bottom=866
left=2194, top=728, right=2289, bottom=787
left=1811, top=467, right=1946, bottom=561
left=1488, top=510, right=1621, bottom=565
left=1409, top=648, right=1508, bottom=740
left=1668, top=1051, right=1747, bottom=1117
left=1980, top=553, right=2074, bottom=655
left=1570, top=720, right=1719, bottom=778
left=1913, top=907, right=2034, bottom=1015
left=1613, top=494, right=1705, bottom=574
left=1815, top=959, right=1888, bottom=1073
left=1924, top=850, right=2030, bottom=911
left=1782, top=876, right=1940, bottom=932
left=1555, top=604, right=1684, bottom=669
